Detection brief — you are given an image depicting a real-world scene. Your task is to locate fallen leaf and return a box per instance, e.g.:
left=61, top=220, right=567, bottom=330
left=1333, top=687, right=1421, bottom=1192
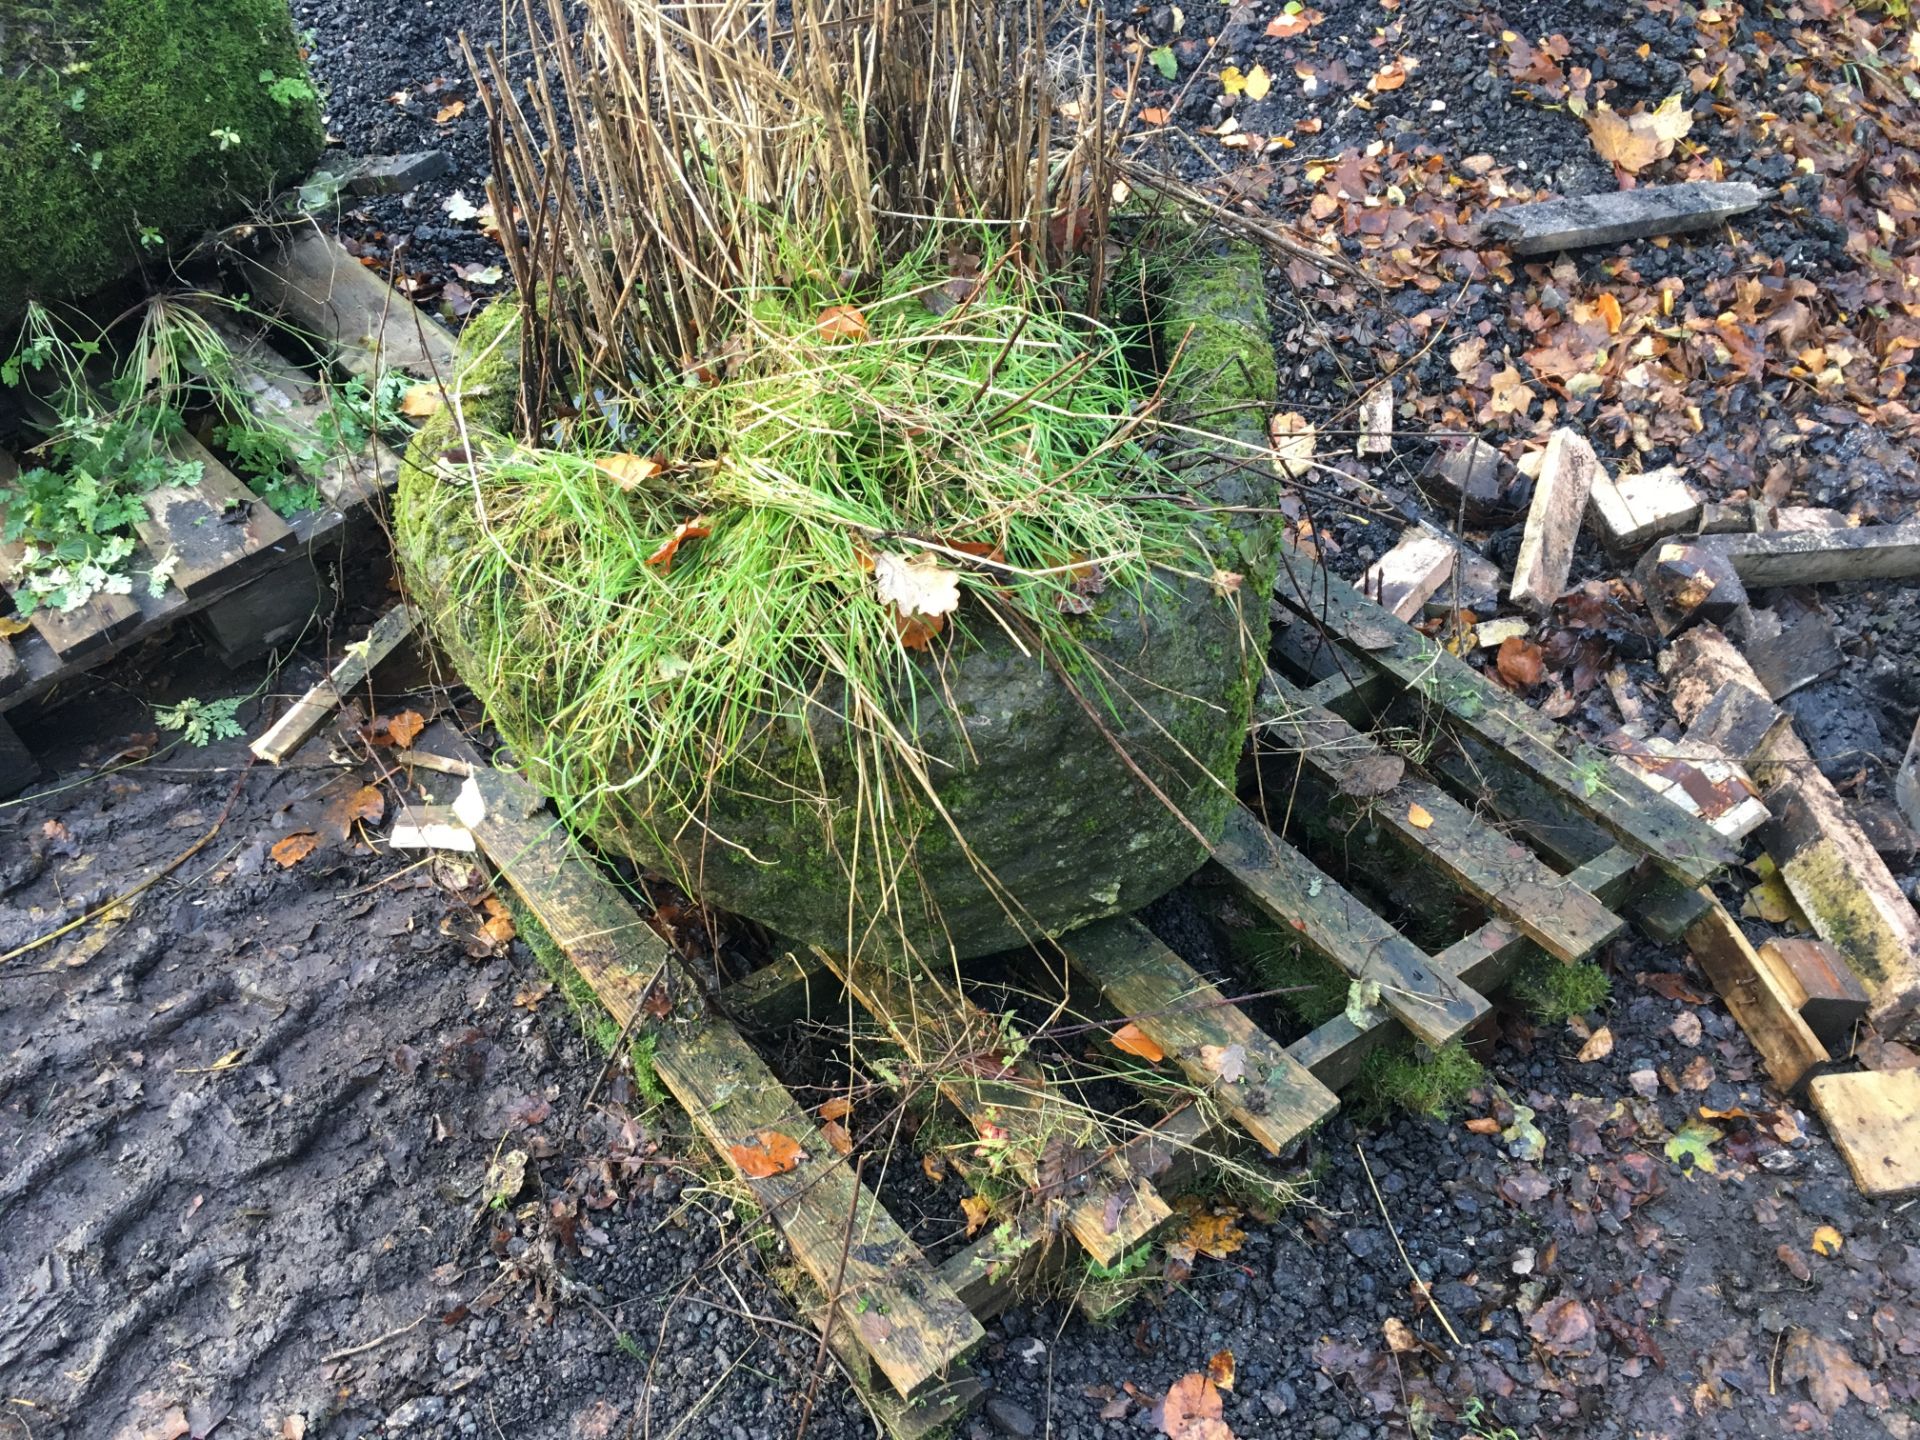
left=1465, top=1115, right=1501, bottom=1134
left=645, top=516, right=713, bottom=574
left=1407, top=802, right=1434, bottom=829
left=921, top=1152, right=947, bottom=1184
left=1777, top=1243, right=1812, bottom=1282
left=399, top=383, right=443, bottom=418
left=1111, top=1022, right=1166, bottom=1063
left=730, top=1130, right=805, bottom=1179
left=818, top=1096, right=852, bottom=1122
left=1577, top=1025, right=1614, bottom=1062
left=1338, top=752, right=1405, bottom=798
left=872, top=551, right=962, bottom=626
left=1369, top=60, right=1410, bottom=92
left=1220, top=65, right=1249, bottom=96
left=1269, top=411, right=1317, bottom=478
left=961, top=1193, right=993, bottom=1237
left=435, top=99, right=466, bottom=124
left=1206, top=1349, right=1236, bottom=1390
left=1670, top=1010, right=1703, bottom=1046
left=479, top=896, right=515, bottom=947
left=1495, top=635, right=1545, bottom=689
left=1665, top=1117, right=1721, bottom=1174
left=1158, top=1372, right=1231, bottom=1440
left=1171, top=1206, right=1245, bottom=1261
left=1199, top=1042, right=1246, bottom=1084
left=322, top=782, right=385, bottom=839
left=0, top=614, right=32, bottom=637
left=815, top=304, right=868, bottom=342
left=1585, top=94, right=1692, bottom=174
left=1140, top=106, right=1171, bottom=124
left=1782, top=1329, right=1882, bottom=1416
left=595, top=453, right=668, bottom=492
left=1811, top=1225, right=1843, bottom=1258
left=1528, top=1296, right=1597, bottom=1358
left=1244, top=64, right=1271, bottom=100
left=821, top=1118, right=854, bottom=1156
left=271, top=831, right=319, bottom=867
left=1384, top=1316, right=1417, bottom=1353
left=1595, top=292, right=1623, bottom=334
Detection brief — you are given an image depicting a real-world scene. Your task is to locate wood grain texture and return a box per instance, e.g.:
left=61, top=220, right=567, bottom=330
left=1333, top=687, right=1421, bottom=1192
left=1704, top=520, right=1920, bottom=586
left=243, top=230, right=459, bottom=381
left=250, top=604, right=418, bottom=762
left=1212, top=805, right=1490, bottom=1049
left=467, top=769, right=981, bottom=1399
left=1808, top=1070, right=1920, bottom=1198
left=1511, top=428, right=1597, bottom=611
left=1061, top=916, right=1338, bottom=1154
left=811, top=944, right=1170, bottom=1268
left=1684, top=898, right=1828, bottom=1091
left=137, top=435, right=294, bottom=598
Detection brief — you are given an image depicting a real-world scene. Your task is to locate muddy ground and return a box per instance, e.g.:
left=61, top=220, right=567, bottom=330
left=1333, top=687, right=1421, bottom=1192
left=3, top=0, right=1919, bottom=1437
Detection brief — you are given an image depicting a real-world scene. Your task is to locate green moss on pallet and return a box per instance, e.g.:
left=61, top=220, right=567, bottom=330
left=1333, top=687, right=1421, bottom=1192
left=0, top=0, right=323, bottom=317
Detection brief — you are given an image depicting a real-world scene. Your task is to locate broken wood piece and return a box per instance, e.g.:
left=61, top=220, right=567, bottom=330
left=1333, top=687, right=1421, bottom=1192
left=1478, top=181, right=1766, bottom=255
left=1061, top=917, right=1338, bottom=1155
left=1212, top=806, right=1491, bottom=1048
left=1361, top=530, right=1458, bottom=621
left=1757, top=938, right=1869, bottom=1054
left=1685, top=680, right=1792, bottom=767
left=1604, top=729, right=1770, bottom=841
left=1511, top=428, right=1597, bottom=612
left=394, top=748, right=475, bottom=778
left=1661, top=625, right=1770, bottom=731
left=1356, top=380, right=1393, bottom=456
left=241, top=229, right=459, bottom=382
left=1586, top=465, right=1701, bottom=556
left=388, top=805, right=476, bottom=851
left=467, top=768, right=983, bottom=1398
left=348, top=150, right=453, bottom=195
left=1702, top=519, right=1920, bottom=587
left=249, top=604, right=419, bottom=763
left=1807, top=1070, right=1920, bottom=1197
left=136, top=434, right=296, bottom=599
left=1635, top=540, right=1748, bottom=636
left=1419, top=437, right=1518, bottom=527
left=1683, top=898, right=1828, bottom=1091
left=1743, top=610, right=1844, bottom=701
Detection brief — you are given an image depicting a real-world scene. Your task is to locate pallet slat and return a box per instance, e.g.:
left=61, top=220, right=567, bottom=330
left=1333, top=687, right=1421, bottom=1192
left=1259, top=674, right=1624, bottom=962
left=0, top=448, right=143, bottom=660
left=136, top=434, right=295, bottom=598
left=1060, top=916, right=1337, bottom=1154
left=812, top=945, right=1170, bottom=1268
left=250, top=604, right=418, bottom=762
left=1212, top=805, right=1491, bottom=1049
left=1273, top=562, right=1738, bottom=885
left=466, top=769, right=982, bottom=1401
left=241, top=230, right=458, bottom=382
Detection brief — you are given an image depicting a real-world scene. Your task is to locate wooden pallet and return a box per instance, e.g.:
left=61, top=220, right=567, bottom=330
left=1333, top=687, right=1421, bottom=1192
left=425, top=545, right=1736, bottom=1438
left=0, top=232, right=445, bottom=793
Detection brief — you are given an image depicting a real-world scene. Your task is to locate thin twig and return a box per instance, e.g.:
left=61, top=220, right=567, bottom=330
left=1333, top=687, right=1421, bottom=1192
left=1355, top=1141, right=1464, bottom=1348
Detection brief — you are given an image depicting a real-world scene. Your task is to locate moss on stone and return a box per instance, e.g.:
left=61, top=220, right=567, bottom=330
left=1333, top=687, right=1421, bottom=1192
left=0, top=0, right=322, bottom=319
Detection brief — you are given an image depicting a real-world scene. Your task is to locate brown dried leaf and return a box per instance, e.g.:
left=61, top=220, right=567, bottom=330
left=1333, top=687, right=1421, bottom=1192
left=1577, top=1025, right=1614, bottom=1063
left=1111, top=1022, right=1166, bottom=1063
left=1496, top=635, right=1546, bottom=689
left=1159, top=1373, right=1232, bottom=1440
left=1206, top=1349, right=1236, bottom=1390
left=961, top=1193, right=992, bottom=1237
left=271, top=831, right=319, bottom=868
left=815, top=305, right=868, bottom=342
left=729, top=1130, right=805, bottom=1179
left=1781, top=1329, right=1881, bottom=1415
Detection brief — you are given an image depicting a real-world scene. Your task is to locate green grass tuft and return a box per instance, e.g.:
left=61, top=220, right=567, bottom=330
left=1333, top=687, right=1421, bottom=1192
left=1229, top=921, right=1351, bottom=1027
left=1508, top=953, right=1611, bottom=1024
left=1349, top=1038, right=1483, bottom=1124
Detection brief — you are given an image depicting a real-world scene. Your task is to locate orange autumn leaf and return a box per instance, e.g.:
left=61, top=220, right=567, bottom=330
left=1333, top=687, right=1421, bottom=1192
left=646, top=516, right=713, bottom=574
left=818, top=1095, right=853, bottom=1122
left=1495, top=635, right=1546, bottom=690
left=961, top=1194, right=993, bottom=1237
left=1174, top=1208, right=1245, bottom=1261
left=1407, top=802, right=1434, bottom=829
left=921, top=1151, right=948, bottom=1184
left=1595, top=292, right=1623, bottom=334
left=815, top=305, right=868, bottom=342
left=1160, top=1373, right=1230, bottom=1440
left=1464, top=1116, right=1502, bottom=1134
left=730, top=1129, right=806, bottom=1179
left=479, top=896, right=516, bottom=946
left=271, top=831, right=319, bottom=867
left=1206, top=1349, right=1236, bottom=1391
left=399, top=383, right=444, bottom=418
left=821, top=1118, right=854, bottom=1156
left=894, top=608, right=946, bottom=650
left=1111, top=1021, right=1166, bottom=1063
left=596, top=453, right=668, bottom=492
left=1266, top=9, right=1320, bottom=37
left=436, top=99, right=467, bottom=124
left=379, top=710, right=428, bottom=749
left=1140, top=106, right=1171, bottom=124
left=1369, top=60, right=1410, bottom=92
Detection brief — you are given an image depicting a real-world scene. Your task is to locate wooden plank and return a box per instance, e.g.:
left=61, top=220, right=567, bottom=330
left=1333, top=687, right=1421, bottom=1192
left=1258, top=676, right=1623, bottom=962
left=466, top=768, right=981, bottom=1399
left=0, top=636, right=20, bottom=700
left=1286, top=846, right=1640, bottom=1090
left=1586, top=465, right=1700, bottom=556
left=1060, top=916, right=1338, bottom=1154
left=1703, top=520, right=1920, bottom=586
left=1360, top=531, right=1456, bottom=622
left=0, top=447, right=143, bottom=660
left=1211, top=805, right=1490, bottom=1049
left=206, top=315, right=401, bottom=507
left=136, top=434, right=295, bottom=598
left=1758, top=938, right=1869, bottom=1054
left=720, top=951, right=845, bottom=1030
left=810, top=945, right=1170, bottom=1269
left=250, top=604, right=418, bottom=762
left=1271, top=563, right=1739, bottom=884
left=1683, top=898, right=1828, bottom=1091
left=241, top=230, right=458, bottom=382
left=1807, top=1071, right=1920, bottom=1198
left=1479, top=181, right=1766, bottom=255
left=1511, top=428, right=1597, bottom=612
left=1743, top=611, right=1844, bottom=701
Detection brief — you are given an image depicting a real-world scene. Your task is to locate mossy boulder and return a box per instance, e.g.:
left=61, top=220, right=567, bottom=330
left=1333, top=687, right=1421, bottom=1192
left=0, top=0, right=324, bottom=322
left=400, top=244, right=1285, bottom=959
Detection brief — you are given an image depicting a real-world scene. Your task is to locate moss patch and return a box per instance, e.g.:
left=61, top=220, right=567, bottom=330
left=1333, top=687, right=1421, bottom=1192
left=1349, top=1038, right=1483, bottom=1124
left=1508, top=953, right=1612, bottom=1024
left=0, top=0, right=322, bottom=317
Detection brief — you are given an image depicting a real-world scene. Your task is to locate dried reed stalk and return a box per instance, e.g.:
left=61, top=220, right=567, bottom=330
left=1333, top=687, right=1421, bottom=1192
left=464, top=0, right=1122, bottom=429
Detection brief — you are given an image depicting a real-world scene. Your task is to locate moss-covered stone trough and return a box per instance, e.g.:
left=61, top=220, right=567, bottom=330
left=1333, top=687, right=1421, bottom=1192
left=399, top=243, right=1285, bottom=959
left=0, top=0, right=323, bottom=323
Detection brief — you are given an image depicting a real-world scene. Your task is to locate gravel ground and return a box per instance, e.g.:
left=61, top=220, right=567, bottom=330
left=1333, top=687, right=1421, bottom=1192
left=2, top=1, right=1915, bottom=1437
